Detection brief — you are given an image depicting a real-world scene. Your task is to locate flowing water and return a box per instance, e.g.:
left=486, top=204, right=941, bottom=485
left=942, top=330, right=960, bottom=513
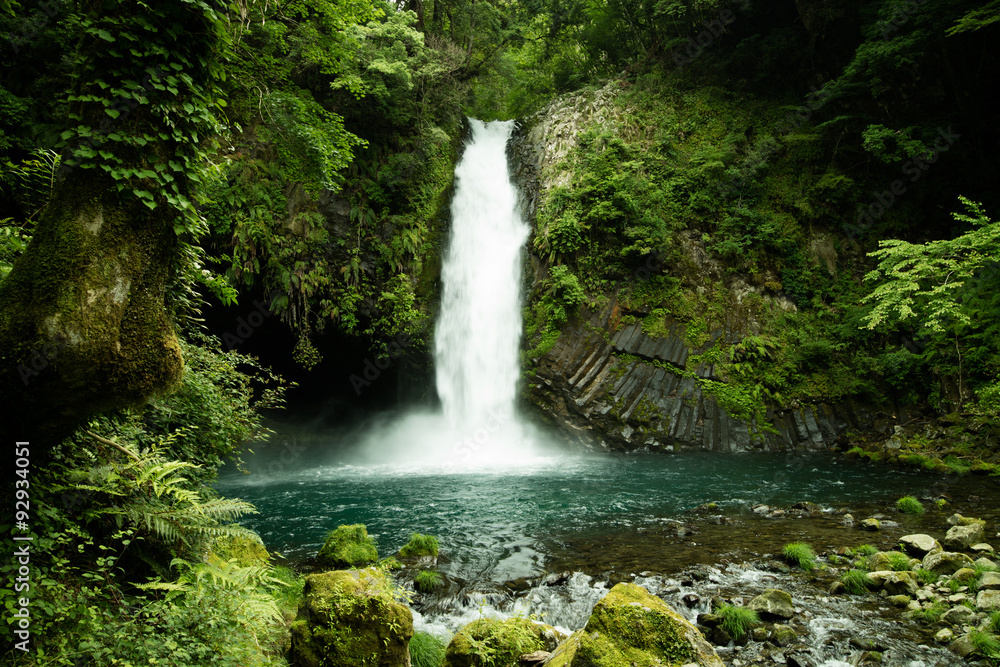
left=217, top=119, right=997, bottom=666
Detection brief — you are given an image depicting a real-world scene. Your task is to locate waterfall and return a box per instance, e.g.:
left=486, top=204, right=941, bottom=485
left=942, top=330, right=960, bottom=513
left=352, top=119, right=548, bottom=467
left=435, top=119, right=528, bottom=431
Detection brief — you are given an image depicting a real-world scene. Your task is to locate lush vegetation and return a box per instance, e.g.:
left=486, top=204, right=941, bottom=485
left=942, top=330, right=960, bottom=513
left=782, top=542, right=817, bottom=571
left=399, top=532, right=440, bottom=558
left=715, top=603, right=759, bottom=641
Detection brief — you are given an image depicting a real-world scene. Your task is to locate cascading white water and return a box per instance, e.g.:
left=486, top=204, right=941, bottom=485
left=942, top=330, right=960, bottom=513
left=350, top=118, right=547, bottom=466
left=435, top=119, right=528, bottom=431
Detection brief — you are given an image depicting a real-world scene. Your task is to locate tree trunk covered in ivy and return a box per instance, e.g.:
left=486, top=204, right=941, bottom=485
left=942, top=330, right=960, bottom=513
left=0, top=0, right=227, bottom=445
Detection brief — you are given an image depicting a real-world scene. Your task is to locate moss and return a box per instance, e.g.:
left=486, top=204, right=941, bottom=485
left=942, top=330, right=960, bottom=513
left=444, top=617, right=552, bottom=667
left=210, top=534, right=270, bottom=567
left=317, top=524, right=379, bottom=568
left=399, top=533, right=439, bottom=558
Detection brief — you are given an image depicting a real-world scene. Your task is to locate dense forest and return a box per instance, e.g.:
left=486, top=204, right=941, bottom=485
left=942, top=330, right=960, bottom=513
left=2, top=0, right=1000, bottom=664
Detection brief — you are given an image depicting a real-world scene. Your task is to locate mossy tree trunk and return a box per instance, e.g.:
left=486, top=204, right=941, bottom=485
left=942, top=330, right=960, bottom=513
left=0, top=0, right=228, bottom=448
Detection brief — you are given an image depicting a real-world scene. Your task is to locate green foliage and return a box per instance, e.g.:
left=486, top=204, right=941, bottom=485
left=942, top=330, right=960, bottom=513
left=915, top=568, right=938, bottom=585
left=855, top=544, right=879, bottom=557
left=414, top=569, right=444, bottom=593
left=715, top=603, right=759, bottom=641
left=454, top=617, right=546, bottom=667
left=969, top=628, right=1000, bottom=659
left=841, top=569, right=874, bottom=595
left=896, top=496, right=925, bottom=515
left=783, top=542, right=817, bottom=571
left=400, top=533, right=440, bottom=558
left=410, top=631, right=448, bottom=667
left=885, top=551, right=914, bottom=572
left=317, top=524, right=379, bottom=568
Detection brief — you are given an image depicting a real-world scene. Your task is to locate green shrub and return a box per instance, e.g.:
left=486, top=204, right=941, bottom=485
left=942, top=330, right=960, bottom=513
left=783, top=542, right=817, bottom=571
left=716, top=603, right=760, bottom=640
left=414, top=569, right=444, bottom=593
left=912, top=601, right=947, bottom=623
left=916, top=568, right=938, bottom=585
left=317, top=524, right=378, bottom=568
left=886, top=551, right=914, bottom=571
left=841, top=569, right=873, bottom=595
left=400, top=533, right=440, bottom=558
left=410, top=630, right=447, bottom=667
left=896, top=496, right=925, bottom=514
left=379, top=556, right=403, bottom=571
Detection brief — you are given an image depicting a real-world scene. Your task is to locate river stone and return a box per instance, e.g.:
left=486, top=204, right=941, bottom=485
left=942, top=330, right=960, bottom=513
left=444, top=617, right=564, bottom=667
left=923, top=551, right=975, bottom=574
left=543, top=583, right=724, bottom=667
left=979, top=572, right=1000, bottom=590
left=867, top=552, right=893, bottom=571
left=748, top=588, right=795, bottom=619
left=950, top=634, right=977, bottom=658
left=899, top=534, right=942, bottom=557
left=289, top=568, right=413, bottom=667
left=860, top=518, right=880, bottom=531
left=945, top=523, right=985, bottom=550
left=976, top=557, right=998, bottom=570
left=942, top=605, right=977, bottom=626
left=977, top=589, right=1000, bottom=611
left=972, top=543, right=995, bottom=554
left=842, top=514, right=854, bottom=527
left=867, top=571, right=919, bottom=596
left=888, top=595, right=912, bottom=608
left=936, top=628, right=955, bottom=642
left=771, top=624, right=797, bottom=647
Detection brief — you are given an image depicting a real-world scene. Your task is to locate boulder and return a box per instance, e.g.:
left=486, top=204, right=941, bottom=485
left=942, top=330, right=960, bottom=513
left=977, top=590, right=1000, bottom=611
left=935, top=628, right=955, bottom=643
left=444, top=617, right=564, bottom=667
left=945, top=523, right=985, bottom=550
left=748, top=588, right=795, bottom=620
left=979, top=572, right=1000, bottom=590
left=922, top=551, right=975, bottom=575
left=941, top=605, right=976, bottom=626
left=947, top=514, right=985, bottom=527
left=972, top=543, right=995, bottom=554
left=316, top=524, right=378, bottom=569
left=976, top=557, right=998, bottom=570
left=950, top=635, right=977, bottom=658
left=543, top=583, right=724, bottom=667
left=888, top=595, right=911, bottom=608
left=899, top=534, right=942, bottom=557
left=290, top=568, right=413, bottom=667
left=867, top=571, right=919, bottom=596
left=771, top=624, right=797, bottom=647
left=860, top=518, right=880, bottom=531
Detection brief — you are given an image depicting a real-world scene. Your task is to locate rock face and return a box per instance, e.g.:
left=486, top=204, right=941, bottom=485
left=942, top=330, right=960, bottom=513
left=544, top=583, right=724, bottom=666
left=289, top=569, right=413, bottom=667
left=522, top=299, right=873, bottom=453
left=748, top=588, right=796, bottom=620
left=899, top=534, right=943, bottom=557
left=444, top=617, right=562, bottom=667
left=945, top=523, right=986, bottom=550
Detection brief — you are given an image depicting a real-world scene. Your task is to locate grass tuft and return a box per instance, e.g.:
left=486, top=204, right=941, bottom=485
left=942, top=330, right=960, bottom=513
left=716, top=603, right=760, bottom=641
left=886, top=551, right=914, bottom=571
left=414, top=569, right=444, bottom=593
left=916, top=568, right=938, bottom=585
left=841, top=569, right=873, bottom=595
left=969, top=628, right=1000, bottom=659
left=896, top=496, right=925, bottom=514
left=400, top=533, right=440, bottom=558
left=783, top=542, right=817, bottom=571
left=409, top=631, right=447, bottom=667
left=855, top=544, right=878, bottom=557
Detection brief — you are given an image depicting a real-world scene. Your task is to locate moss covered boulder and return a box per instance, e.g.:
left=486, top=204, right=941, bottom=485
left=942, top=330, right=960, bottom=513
left=317, top=524, right=379, bottom=569
left=444, top=617, right=564, bottom=667
left=545, top=583, right=723, bottom=667
left=289, top=568, right=413, bottom=667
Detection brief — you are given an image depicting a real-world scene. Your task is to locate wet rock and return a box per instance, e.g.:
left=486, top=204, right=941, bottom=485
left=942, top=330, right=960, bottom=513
left=828, top=581, right=847, bottom=595
left=290, top=568, right=413, bottom=667
left=753, top=505, right=771, bottom=515
left=786, top=653, right=818, bottom=667
left=980, top=572, right=1000, bottom=590
left=860, top=518, right=881, bottom=531
left=975, top=557, right=998, bottom=570
left=922, top=551, right=975, bottom=575
left=707, top=626, right=734, bottom=646
left=867, top=552, right=893, bottom=571
left=867, top=571, right=919, bottom=596
left=697, top=613, right=721, bottom=628
left=945, top=523, right=985, bottom=550
left=935, top=628, right=955, bottom=643
left=543, top=583, right=724, bottom=667
left=947, top=513, right=964, bottom=526
left=842, top=514, right=854, bottom=528
left=899, top=534, right=942, bottom=557
left=941, top=605, right=976, bottom=626
left=950, top=634, right=977, bottom=658
left=888, top=595, right=912, bottom=608
left=748, top=588, right=795, bottom=620
left=751, top=626, right=769, bottom=642
left=519, top=650, right=550, bottom=666
left=542, top=571, right=571, bottom=586
left=977, top=589, right=1000, bottom=611
left=849, top=637, right=885, bottom=651
left=972, top=543, right=995, bottom=554
left=445, top=617, right=564, bottom=667
left=682, top=593, right=701, bottom=607
left=770, top=624, right=797, bottom=647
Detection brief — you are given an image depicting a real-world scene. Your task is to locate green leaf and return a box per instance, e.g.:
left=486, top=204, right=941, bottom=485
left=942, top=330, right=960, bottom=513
left=95, top=29, right=115, bottom=42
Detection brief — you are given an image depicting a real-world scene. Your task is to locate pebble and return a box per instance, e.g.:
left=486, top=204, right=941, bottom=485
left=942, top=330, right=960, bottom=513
left=935, top=628, right=954, bottom=642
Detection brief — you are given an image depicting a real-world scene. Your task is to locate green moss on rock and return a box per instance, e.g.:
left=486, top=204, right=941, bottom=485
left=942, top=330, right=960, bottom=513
left=444, top=616, right=564, bottom=667
left=317, top=524, right=379, bottom=568
left=290, top=568, right=413, bottom=667
left=545, top=583, right=724, bottom=667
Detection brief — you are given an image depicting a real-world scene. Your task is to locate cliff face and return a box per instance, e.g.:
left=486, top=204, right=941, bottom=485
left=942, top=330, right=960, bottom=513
left=511, top=84, right=877, bottom=453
